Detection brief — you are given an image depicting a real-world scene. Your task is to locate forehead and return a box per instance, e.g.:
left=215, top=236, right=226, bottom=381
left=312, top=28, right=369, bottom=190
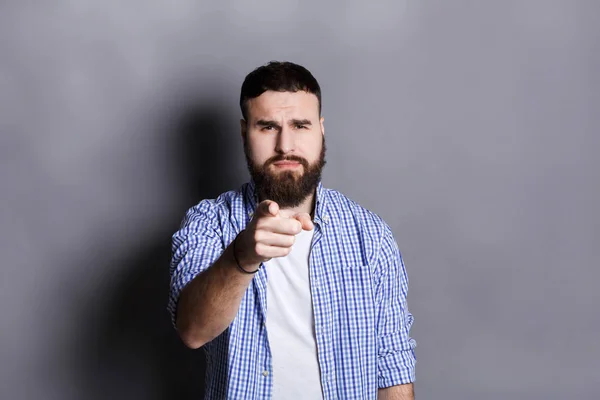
left=246, top=90, right=319, bottom=121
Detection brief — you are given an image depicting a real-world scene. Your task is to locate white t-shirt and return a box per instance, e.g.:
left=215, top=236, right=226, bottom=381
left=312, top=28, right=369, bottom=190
left=265, top=228, right=324, bottom=399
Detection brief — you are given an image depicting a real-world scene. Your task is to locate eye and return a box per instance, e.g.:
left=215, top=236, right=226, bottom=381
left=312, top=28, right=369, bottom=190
left=262, top=126, right=275, bottom=131
left=295, top=124, right=307, bottom=129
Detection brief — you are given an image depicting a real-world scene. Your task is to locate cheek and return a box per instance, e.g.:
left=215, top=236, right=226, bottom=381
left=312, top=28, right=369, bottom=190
left=247, top=138, right=272, bottom=164
left=303, top=136, right=323, bottom=161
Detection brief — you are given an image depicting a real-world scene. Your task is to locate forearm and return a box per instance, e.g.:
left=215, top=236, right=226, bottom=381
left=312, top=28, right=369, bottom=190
left=176, top=239, right=257, bottom=349
left=378, top=383, right=414, bottom=400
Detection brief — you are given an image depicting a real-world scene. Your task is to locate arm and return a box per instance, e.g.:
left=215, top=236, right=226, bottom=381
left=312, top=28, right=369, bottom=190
left=375, top=226, right=417, bottom=394
left=169, top=199, right=312, bottom=349
left=168, top=200, right=248, bottom=349
left=378, top=383, right=414, bottom=400
left=175, top=237, right=256, bottom=349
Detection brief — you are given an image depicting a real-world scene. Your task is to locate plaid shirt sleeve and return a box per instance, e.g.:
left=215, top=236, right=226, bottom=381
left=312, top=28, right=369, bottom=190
left=167, top=200, right=225, bottom=328
left=375, top=225, right=417, bottom=388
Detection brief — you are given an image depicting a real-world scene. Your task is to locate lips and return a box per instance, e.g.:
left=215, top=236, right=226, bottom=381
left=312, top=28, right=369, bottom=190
left=273, top=161, right=300, bottom=166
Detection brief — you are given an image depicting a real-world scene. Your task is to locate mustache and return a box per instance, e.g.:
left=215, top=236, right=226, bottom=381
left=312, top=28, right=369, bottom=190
left=266, top=155, right=308, bottom=167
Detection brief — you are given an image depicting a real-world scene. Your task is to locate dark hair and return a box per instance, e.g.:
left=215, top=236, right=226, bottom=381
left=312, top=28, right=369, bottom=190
left=239, top=61, right=321, bottom=120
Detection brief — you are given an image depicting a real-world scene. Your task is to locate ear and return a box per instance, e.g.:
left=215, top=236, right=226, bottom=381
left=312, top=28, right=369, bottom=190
left=320, top=116, right=325, bottom=136
left=240, top=119, right=247, bottom=139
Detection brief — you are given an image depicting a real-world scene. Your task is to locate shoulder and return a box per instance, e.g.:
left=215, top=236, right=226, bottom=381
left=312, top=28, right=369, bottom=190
left=324, top=187, right=392, bottom=236
left=179, top=187, right=242, bottom=231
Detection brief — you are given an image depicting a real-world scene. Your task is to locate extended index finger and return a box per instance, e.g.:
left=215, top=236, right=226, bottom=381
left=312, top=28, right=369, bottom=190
left=263, top=217, right=302, bottom=235
left=256, top=200, right=279, bottom=217
left=292, top=213, right=314, bottom=231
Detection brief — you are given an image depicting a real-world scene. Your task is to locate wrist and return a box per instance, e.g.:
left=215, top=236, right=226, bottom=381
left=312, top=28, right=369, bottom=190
left=232, top=231, right=260, bottom=274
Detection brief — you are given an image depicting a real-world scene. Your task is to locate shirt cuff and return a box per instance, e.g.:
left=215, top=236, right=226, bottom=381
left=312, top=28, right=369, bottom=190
left=378, top=342, right=416, bottom=388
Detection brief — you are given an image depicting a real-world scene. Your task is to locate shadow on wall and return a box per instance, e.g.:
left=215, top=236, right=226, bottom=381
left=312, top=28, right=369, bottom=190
left=73, top=98, right=240, bottom=399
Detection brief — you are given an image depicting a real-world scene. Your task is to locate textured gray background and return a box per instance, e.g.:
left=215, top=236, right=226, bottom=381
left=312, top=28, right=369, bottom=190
left=1, top=1, right=599, bottom=399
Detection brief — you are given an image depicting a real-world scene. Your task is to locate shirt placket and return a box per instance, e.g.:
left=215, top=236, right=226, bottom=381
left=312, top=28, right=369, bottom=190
left=309, top=218, right=337, bottom=399
left=245, top=194, right=273, bottom=399
left=252, top=266, right=273, bottom=399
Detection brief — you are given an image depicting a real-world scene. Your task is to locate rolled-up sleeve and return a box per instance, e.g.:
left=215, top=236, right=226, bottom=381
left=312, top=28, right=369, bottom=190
left=375, top=226, right=417, bottom=388
left=167, top=200, right=224, bottom=328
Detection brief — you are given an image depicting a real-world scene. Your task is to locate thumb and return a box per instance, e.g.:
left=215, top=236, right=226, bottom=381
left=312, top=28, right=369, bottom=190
left=257, top=200, right=279, bottom=217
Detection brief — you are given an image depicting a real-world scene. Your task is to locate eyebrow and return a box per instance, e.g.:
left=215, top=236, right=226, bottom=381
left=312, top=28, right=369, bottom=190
left=290, top=119, right=312, bottom=126
left=254, top=119, right=313, bottom=128
left=255, top=119, right=281, bottom=128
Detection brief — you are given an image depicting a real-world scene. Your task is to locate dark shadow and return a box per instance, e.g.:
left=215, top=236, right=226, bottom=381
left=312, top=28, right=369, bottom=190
left=72, top=99, right=242, bottom=399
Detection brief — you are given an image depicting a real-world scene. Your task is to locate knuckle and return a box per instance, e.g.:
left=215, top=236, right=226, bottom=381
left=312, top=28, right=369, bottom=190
left=252, top=231, right=260, bottom=243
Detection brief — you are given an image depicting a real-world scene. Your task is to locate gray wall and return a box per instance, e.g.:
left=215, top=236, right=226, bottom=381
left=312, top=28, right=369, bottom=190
left=1, top=1, right=598, bottom=399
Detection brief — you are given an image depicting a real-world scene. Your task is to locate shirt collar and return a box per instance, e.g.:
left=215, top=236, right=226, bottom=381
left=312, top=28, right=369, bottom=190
left=244, top=179, right=329, bottom=226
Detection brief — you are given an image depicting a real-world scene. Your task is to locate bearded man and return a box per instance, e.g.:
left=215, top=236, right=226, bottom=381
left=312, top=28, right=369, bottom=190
left=168, top=61, right=416, bottom=400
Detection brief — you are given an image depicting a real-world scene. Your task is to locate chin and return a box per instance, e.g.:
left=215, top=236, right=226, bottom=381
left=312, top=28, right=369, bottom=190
left=270, top=167, right=303, bottom=176
left=272, top=172, right=302, bottom=185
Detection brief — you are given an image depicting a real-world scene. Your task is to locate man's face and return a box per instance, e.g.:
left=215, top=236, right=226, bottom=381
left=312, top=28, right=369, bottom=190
left=241, top=90, right=326, bottom=208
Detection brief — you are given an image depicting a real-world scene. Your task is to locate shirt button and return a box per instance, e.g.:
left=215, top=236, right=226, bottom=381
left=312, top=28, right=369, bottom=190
left=262, top=370, right=269, bottom=377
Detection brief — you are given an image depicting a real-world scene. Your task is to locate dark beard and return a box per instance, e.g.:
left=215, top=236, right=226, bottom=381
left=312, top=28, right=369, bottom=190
left=244, top=137, right=326, bottom=208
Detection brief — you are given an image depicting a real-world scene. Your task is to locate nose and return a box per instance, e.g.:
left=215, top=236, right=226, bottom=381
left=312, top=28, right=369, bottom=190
left=275, top=125, right=295, bottom=154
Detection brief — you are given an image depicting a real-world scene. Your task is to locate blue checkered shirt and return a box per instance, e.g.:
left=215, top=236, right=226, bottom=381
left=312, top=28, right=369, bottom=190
left=168, top=180, right=416, bottom=399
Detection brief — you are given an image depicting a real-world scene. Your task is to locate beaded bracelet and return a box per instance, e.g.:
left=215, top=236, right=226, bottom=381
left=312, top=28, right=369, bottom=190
left=232, top=231, right=259, bottom=274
